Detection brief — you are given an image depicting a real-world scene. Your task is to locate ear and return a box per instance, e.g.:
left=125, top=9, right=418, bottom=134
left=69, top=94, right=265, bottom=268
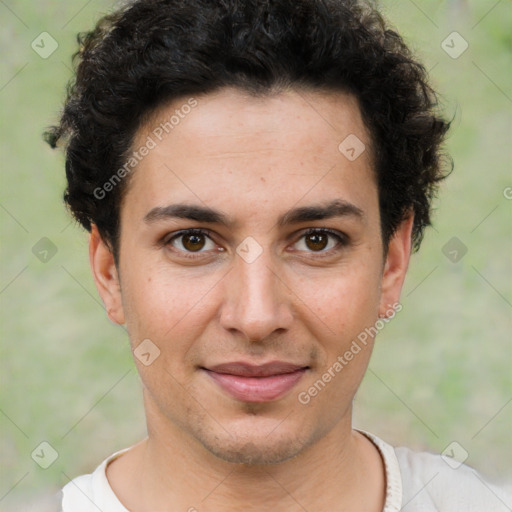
left=89, top=225, right=125, bottom=325
left=378, top=215, right=414, bottom=318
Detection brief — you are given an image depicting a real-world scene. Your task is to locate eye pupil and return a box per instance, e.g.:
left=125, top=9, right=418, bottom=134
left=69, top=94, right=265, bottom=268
left=183, top=233, right=205, bottom=251
left=306, top=233, right=328, bottom=251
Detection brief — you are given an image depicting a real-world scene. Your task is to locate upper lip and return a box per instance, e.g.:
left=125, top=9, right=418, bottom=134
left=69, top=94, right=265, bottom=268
left=205, top=361, right=309, bottom=377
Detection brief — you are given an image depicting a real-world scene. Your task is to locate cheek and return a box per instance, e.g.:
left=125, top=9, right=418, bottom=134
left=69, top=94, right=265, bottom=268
left=120, top=262, right=216, bottom=358
left=291, top=261, right=382, bottom=341
left=294, top=269, right=380, bottom=409
left=120, top=269, right=213, bottom=410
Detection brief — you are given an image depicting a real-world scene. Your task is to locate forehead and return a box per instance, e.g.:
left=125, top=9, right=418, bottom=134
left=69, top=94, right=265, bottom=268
left=141, top=87, right=370, bottom=157
left=125, top=87, right=376, bottom=222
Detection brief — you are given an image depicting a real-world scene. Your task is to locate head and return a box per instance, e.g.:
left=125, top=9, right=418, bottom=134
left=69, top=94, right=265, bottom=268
left=46, top=0, right=450, bottom=465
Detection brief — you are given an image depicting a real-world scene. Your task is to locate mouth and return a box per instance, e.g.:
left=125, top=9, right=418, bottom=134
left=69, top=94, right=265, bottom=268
left=201, top=361, right=309, bottom=403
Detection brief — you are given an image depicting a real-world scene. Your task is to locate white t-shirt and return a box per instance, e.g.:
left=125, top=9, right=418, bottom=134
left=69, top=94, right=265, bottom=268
left=59, top=432, right=511, bottom=511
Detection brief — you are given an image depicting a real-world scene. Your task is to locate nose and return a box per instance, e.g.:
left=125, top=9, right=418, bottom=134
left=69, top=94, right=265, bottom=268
left=219, top=247, right=294, bottom=343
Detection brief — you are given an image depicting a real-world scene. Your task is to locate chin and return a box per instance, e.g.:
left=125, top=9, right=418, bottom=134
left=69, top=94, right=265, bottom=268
left=203, top=436, right=307, bottom=465
left=192, top=416, right=319, bottom=466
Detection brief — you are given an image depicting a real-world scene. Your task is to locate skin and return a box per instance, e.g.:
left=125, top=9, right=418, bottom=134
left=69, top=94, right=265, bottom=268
left=90, top=87, right=413, bottom=511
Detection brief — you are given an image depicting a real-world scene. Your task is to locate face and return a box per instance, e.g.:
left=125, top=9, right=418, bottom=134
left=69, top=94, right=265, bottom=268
left=91, top=87, right=412, bottom=465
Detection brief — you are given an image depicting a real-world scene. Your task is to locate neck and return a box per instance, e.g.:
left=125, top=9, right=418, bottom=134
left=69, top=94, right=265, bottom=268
left=107, top=401, right=385, bottom=512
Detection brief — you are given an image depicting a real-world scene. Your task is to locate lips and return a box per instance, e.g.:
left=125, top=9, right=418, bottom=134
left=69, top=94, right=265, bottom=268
left=203, top=361, right=309, bottom=403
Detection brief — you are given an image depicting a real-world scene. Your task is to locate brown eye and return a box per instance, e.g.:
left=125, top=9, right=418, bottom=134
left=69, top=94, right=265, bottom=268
left=305, top=232, right=329, bottom=251
left=181, top=233, right=206, bottom=252
left=293, top=228, right=346, bottom=255
left=166, top=229, right=216, bottom=255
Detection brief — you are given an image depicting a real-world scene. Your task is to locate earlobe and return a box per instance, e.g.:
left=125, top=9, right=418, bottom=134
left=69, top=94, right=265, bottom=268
left=89, top=225, right=125, bottom=325
left=378, top=215, right=414, bottom=318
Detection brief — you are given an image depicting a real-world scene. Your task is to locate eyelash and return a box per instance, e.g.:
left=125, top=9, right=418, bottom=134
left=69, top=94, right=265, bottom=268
left=163, top=228, right=348, bottom=260
left=163, top=229, right=219, bottom=260
left=287, top=228, right=348, bottom=259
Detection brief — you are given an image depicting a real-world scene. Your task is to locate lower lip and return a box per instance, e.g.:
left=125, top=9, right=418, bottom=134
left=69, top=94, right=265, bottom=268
left=204, top=369, right=307, bottom=403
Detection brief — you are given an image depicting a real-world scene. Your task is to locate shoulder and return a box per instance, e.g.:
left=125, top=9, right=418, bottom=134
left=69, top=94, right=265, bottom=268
left=395, top=445, right=512, bottom=512
left=61, top=474, right=95, bottom=511
left=61, top=448, right=130, bottom=512
left=359, top=430, right=511, bottom=512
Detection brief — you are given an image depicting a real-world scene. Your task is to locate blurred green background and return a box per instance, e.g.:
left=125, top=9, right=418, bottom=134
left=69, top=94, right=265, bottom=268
left=0, top=0, right=511, bottom=509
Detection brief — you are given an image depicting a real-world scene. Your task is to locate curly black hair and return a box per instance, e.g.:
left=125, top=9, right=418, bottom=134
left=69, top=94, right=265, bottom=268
left=45, top=0, right=451, bottom=259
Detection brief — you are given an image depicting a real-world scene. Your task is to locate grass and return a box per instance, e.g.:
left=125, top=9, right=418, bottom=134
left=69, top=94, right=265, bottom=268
left=1, top=0, right=511, bottom=508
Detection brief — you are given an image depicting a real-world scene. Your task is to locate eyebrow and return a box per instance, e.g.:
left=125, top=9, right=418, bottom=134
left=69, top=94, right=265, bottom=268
left=277, top=199, right=364, bottom=227
left=143, top=199, right=364, bottom=228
